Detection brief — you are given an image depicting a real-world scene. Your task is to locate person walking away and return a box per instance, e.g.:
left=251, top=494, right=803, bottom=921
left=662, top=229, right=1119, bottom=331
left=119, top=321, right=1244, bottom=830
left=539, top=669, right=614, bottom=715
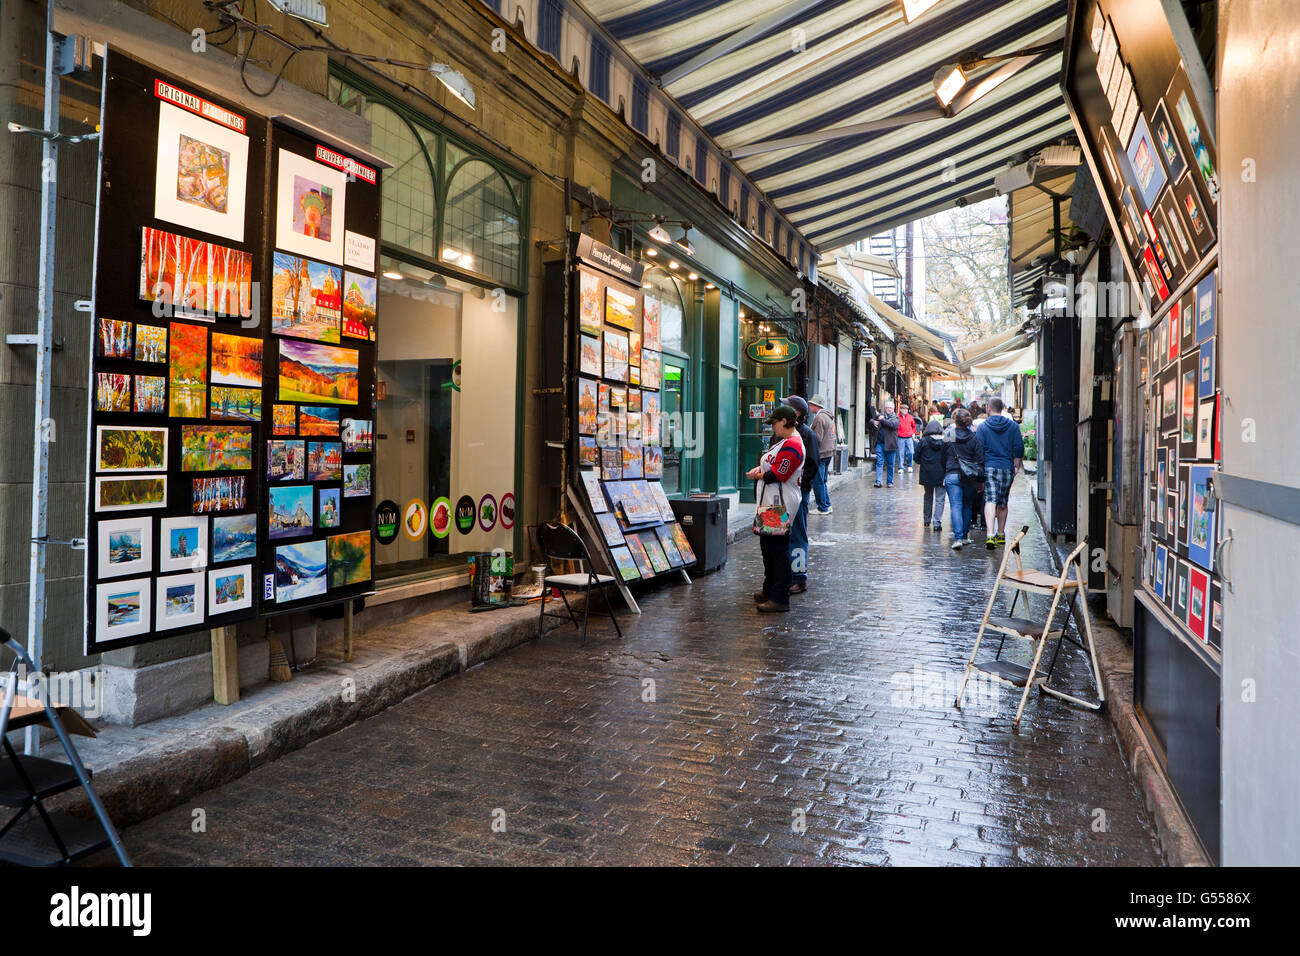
left=897, top=403, right=918, bottom=475
left=928, top=403, right=943, bottom=425
left=944, top=407, right=984, bottom=550
left=978, top=397, right=1025, bottom=548
left=808, top=395, right=835, bottom=515
left=914, top=419, right=947, bottom=531
left=871, top=401, right=901, bottom=487
left=781, top=395, right=820, bottom=594
left=746, top=405, right=805, bottom=612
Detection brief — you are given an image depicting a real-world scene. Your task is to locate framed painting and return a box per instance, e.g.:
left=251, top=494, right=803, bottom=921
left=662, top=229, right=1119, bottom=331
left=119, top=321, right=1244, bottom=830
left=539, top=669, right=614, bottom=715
left=209, top=563, right=253, bottom=615
left=1173, top=171, right=1214, bottom=255
left=153, top=101, right=249, bottom=243
left=159, top=515, right=208, bottom=573
left=1178, top=356, right=1197, bottom=459
left=97, top=516, right=153, bottom=580
left=1195, top=398, right=1214, bottom=461
left=95, top=577, right=152, bottom=643
left=1187, top=464, right=1216, bottom=571
left=275, top=147, right=347, bottom=265
left=604, top=286, right=637, bottom=331
left=603, top=330, right=629, bottom=383
left=1194, top=270, right=1216, bottom=344
left=1149, top=99, right=1188, bottom=183
left=578, top=270, right=601, bottom=336
left=1125, top=113, right=1167, bottom=211
left=155, top=571, right=206, bottom=632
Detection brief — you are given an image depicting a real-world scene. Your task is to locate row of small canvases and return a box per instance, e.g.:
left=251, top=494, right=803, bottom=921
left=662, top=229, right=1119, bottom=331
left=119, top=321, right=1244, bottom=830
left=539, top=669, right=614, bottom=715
left=1087, top=4, right=1219, bottom=311
left=575, top=265, right=665, bottom=482
left=578, top=471, right=695, bottom=580
left=88, top=55, right=377, bottom=648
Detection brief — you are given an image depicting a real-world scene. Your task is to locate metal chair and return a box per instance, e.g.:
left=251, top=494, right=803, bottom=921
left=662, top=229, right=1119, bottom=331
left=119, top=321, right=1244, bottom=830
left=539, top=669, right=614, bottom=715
left=536, top=521, right=623, bottom=646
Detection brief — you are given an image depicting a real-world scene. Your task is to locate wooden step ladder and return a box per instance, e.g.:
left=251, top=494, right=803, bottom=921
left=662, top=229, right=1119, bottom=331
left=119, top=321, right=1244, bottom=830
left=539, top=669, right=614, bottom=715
left=955, top=526, right=1105, bottom=730
left=0, top=629, right=130, bottom=866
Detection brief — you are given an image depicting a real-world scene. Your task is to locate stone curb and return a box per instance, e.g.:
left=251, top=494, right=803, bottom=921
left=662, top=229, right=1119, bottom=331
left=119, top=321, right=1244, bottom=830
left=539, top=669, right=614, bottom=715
left=1028, top=489, right=1211, bottom=867
left=53, top=612, right=542, bottom=830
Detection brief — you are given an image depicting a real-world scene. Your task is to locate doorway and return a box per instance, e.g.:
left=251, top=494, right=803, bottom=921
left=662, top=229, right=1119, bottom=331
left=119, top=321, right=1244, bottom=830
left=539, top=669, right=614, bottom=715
left=738, top=377, right=783, bottom=503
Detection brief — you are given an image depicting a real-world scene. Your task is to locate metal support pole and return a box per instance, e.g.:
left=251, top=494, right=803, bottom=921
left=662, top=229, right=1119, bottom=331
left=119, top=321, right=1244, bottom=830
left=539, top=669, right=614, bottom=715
left=25, top=6, right=60, bottom=756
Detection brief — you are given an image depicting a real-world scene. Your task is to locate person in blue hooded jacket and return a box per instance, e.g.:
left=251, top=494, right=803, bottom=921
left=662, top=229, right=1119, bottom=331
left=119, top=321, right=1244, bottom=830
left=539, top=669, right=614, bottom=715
left=978, top=398, right=1025, bottom=548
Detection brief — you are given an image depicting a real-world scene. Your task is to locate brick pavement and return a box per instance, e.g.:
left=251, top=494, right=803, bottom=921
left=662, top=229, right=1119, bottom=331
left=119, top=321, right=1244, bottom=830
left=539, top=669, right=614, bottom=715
left=100, top=475, right=1163, bottom=866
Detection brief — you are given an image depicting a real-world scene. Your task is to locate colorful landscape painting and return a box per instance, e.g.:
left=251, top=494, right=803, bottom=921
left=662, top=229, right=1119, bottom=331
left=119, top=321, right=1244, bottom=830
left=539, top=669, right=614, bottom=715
left=307, top=441, right=342, bottom=481
left=181, top=425, right=252, bottom=472
left=134, top=375, right=167, bottom=414
left=268, top=440, right=305, bottom=480
left=209, top=386, right=262, bottom=421
left=341, top=418, right=373, bottom=452
left=341, top=272, right=377, bottom=340
left=275, top=539, right=326, bottom=602
left=269, top=485, right=314, bottom=538
left=343, top=463, right=371, bottom=498
left=170, top=386, right=206, bottom=418
left=327, top=530, right=371, bottom=588
left=271, top=252, right=342, bottom=343
left=191, top=476, right=245, bottom=513
left=97, top=476, right=167, bottom=512
left=278, top=339, right=358, bottom=405
left=299, top=405, right=339, bottom=436
left=97, top=426, right=167, bottom=472
left=107, top=528, right=143, bottom=566
left=273, top=404, right=297, bottom=436
left=139, top=226, right=252, bottom=318
left=169, top=323, right=208, bottom=388
left=212, top=513, right=257, bottom=562
left=135, top=324, right=167, bottom=362
left=318, top=487, right=340, bottom=529
left=98, top=318, right=133, bottom=358
left=210, top=332, right=262, bottom=387
left=106, top=587, right=143, bottom=627
left=605, top=286, right=637, bottom=330
left=211, top=569, right=247, bottom=611
left=96, top=373, right=131, bottom=413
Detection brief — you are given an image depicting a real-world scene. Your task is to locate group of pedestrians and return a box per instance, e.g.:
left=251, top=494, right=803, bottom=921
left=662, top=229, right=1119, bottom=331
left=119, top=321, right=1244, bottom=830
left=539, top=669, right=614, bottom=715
left=748, top=391, right=1025, bottom=610
left=747, top=393, right=836, bottom=613
left=913, top=397, right=1025, bottom=551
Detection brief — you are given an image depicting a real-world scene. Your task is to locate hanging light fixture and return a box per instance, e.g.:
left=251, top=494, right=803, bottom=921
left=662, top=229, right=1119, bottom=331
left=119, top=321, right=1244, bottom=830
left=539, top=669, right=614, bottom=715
left=675, top=225, right=695, bottom=257
left=648, top=223, right=671, bottom=244
left=429, top=63, right=476, bottom=110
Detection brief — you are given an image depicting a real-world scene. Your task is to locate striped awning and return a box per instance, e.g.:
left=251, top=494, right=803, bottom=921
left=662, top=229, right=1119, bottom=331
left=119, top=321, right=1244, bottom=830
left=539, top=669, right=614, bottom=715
left=582, top=0, right=1074, bottom=251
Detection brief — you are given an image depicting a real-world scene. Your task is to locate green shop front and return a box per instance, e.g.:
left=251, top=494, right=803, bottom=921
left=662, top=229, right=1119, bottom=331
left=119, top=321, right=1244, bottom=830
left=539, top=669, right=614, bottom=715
left=609, top=172, right=804, bottom=508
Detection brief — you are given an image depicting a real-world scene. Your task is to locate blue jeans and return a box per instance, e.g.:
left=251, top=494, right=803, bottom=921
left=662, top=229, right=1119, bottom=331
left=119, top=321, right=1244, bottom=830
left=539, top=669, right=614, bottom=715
left=875, top=445, right=897, bottom=485
left=790, top=489, right=810, bottom=583
left=813, top=459, right=831, bottom=512
left=899, top=436, right=914, bottom=469
left=944, top=473, right=967, bottom=540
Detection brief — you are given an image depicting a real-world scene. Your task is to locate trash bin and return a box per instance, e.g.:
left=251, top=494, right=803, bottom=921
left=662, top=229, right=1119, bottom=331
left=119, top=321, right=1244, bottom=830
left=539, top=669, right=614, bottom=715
left=834, top=446, right=850, bottom=474
left=670, top=496, right=729, bottom=573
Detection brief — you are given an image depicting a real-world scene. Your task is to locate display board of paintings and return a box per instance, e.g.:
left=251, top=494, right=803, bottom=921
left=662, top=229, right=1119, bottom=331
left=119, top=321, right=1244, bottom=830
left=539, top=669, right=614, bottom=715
left=567, top=235, right=692, bottom=584
left=84, top=52, right=380, bottom=653
left=1067, top=1, right=1222, bottom=654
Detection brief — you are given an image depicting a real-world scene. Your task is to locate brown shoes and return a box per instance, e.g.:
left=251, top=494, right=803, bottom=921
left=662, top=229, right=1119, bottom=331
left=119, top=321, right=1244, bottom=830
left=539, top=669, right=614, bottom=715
left=756, top=601, right=790, bottom=613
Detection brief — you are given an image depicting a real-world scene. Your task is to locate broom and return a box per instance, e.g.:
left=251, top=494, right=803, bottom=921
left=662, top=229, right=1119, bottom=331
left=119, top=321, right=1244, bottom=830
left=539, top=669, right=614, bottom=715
left=268, top=623, right=292, bottom=682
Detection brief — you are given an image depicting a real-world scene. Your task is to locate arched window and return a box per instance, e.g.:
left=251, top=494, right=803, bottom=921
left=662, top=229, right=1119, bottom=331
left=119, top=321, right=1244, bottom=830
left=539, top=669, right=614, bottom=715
left=643, top=266, right=686, bottom=354
left=330, top=78, right=437, bottom=258
left=442, top=158, right=522, bottom=288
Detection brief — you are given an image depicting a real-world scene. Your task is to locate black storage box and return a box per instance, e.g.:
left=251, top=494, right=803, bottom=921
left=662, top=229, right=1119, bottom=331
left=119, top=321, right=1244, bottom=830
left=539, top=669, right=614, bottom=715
left=671, top=496, right=729, bottom=573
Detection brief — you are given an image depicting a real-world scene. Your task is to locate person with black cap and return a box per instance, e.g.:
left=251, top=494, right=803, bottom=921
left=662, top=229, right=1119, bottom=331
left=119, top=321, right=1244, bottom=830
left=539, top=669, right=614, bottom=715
left=745, top=404, right=805, bottom=612
left=780, top=395, right=820, bottom=595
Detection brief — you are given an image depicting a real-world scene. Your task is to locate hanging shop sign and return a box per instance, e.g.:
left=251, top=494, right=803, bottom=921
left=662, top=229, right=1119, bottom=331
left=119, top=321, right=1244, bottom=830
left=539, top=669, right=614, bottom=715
left=84, top=51, right=383, bottom=653
left=573, top=233, right=647, bottom=284
left=746, top=336, right=801, bottom=365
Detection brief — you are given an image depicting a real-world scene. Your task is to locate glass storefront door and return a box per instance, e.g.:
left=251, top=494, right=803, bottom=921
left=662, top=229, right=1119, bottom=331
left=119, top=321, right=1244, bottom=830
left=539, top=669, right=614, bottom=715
left=661, top=360, right=686, bottom=494
left=375, top=258, right=518, bottom=580
left=738, top=377, right=783, bottom=503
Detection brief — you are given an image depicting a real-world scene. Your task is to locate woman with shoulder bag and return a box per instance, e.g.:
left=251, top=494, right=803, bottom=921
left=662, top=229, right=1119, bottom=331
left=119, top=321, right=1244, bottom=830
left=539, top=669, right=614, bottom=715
left=943, top=407, right=984, bottom=550
left=746, top=405, right=805, bottom=612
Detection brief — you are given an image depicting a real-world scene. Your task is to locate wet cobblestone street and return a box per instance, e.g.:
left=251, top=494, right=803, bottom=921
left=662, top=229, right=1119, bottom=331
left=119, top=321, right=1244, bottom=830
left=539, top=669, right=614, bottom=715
left=112, top=475, right=1163, bottom=866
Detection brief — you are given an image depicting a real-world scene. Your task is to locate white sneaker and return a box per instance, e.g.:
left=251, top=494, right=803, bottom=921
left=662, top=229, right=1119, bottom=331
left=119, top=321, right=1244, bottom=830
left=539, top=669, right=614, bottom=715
left=951, top=539, right=964, bottom=551
left=907, top=466, right=913, bottom=473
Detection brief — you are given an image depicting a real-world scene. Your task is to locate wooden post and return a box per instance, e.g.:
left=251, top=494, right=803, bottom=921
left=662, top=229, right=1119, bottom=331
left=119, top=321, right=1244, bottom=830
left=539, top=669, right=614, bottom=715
left=210, top=626, right=239, bottom=705
left=343, top=600, right=355, bottom=663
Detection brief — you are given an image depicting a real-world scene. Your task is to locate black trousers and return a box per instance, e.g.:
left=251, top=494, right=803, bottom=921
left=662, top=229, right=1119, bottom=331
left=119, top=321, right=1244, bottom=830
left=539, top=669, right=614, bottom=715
left=759, top=532, right=792, bottom=605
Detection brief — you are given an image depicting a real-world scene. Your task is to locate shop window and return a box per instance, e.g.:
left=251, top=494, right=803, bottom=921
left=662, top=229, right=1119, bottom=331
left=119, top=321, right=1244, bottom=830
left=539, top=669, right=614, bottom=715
left=643, top=266, right=686, bottom=355
left=443, top=158, right=522, bottom=288
left=661, top=361, right=686, bottom=495
left=329, top=79, right=436, bottom=258
left=374, top=258, right=518, bottom=580
left=666, top=110, right=680, bottom=160
left=720, top=165, right=730, bottom=209
left=632, top=76, right=649, bottom=133
left=695, top=139, right=708, bottom=185
left=538, top=0, right=563, bottom=59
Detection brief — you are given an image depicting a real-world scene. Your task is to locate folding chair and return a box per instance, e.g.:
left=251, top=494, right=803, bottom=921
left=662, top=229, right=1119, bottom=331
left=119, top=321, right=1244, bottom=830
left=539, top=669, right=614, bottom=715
left=536, top=521, right=623, bottom=646
left=955, top=526, right=1105, bottom=730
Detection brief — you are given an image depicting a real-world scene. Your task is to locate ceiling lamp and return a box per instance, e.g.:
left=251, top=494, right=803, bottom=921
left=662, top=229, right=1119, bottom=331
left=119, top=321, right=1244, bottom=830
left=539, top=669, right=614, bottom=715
left=645, top=247, right=658, bottom=257
left=442, top=247, right=461, bottom=261
left=429, top=63, right=476, bottom=110
left=901, top=0, right=943, bottom=23
left=934, top=64, right=966, bottom=108
left=382, top=268, right=404, bottom=280
left=648, top=224, right=671, bottom=244
left=688, top=272, right=698, bottom=280
left=668, top=261, right=679, bottom=270
left=675, top=226, right=695, bottom=257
